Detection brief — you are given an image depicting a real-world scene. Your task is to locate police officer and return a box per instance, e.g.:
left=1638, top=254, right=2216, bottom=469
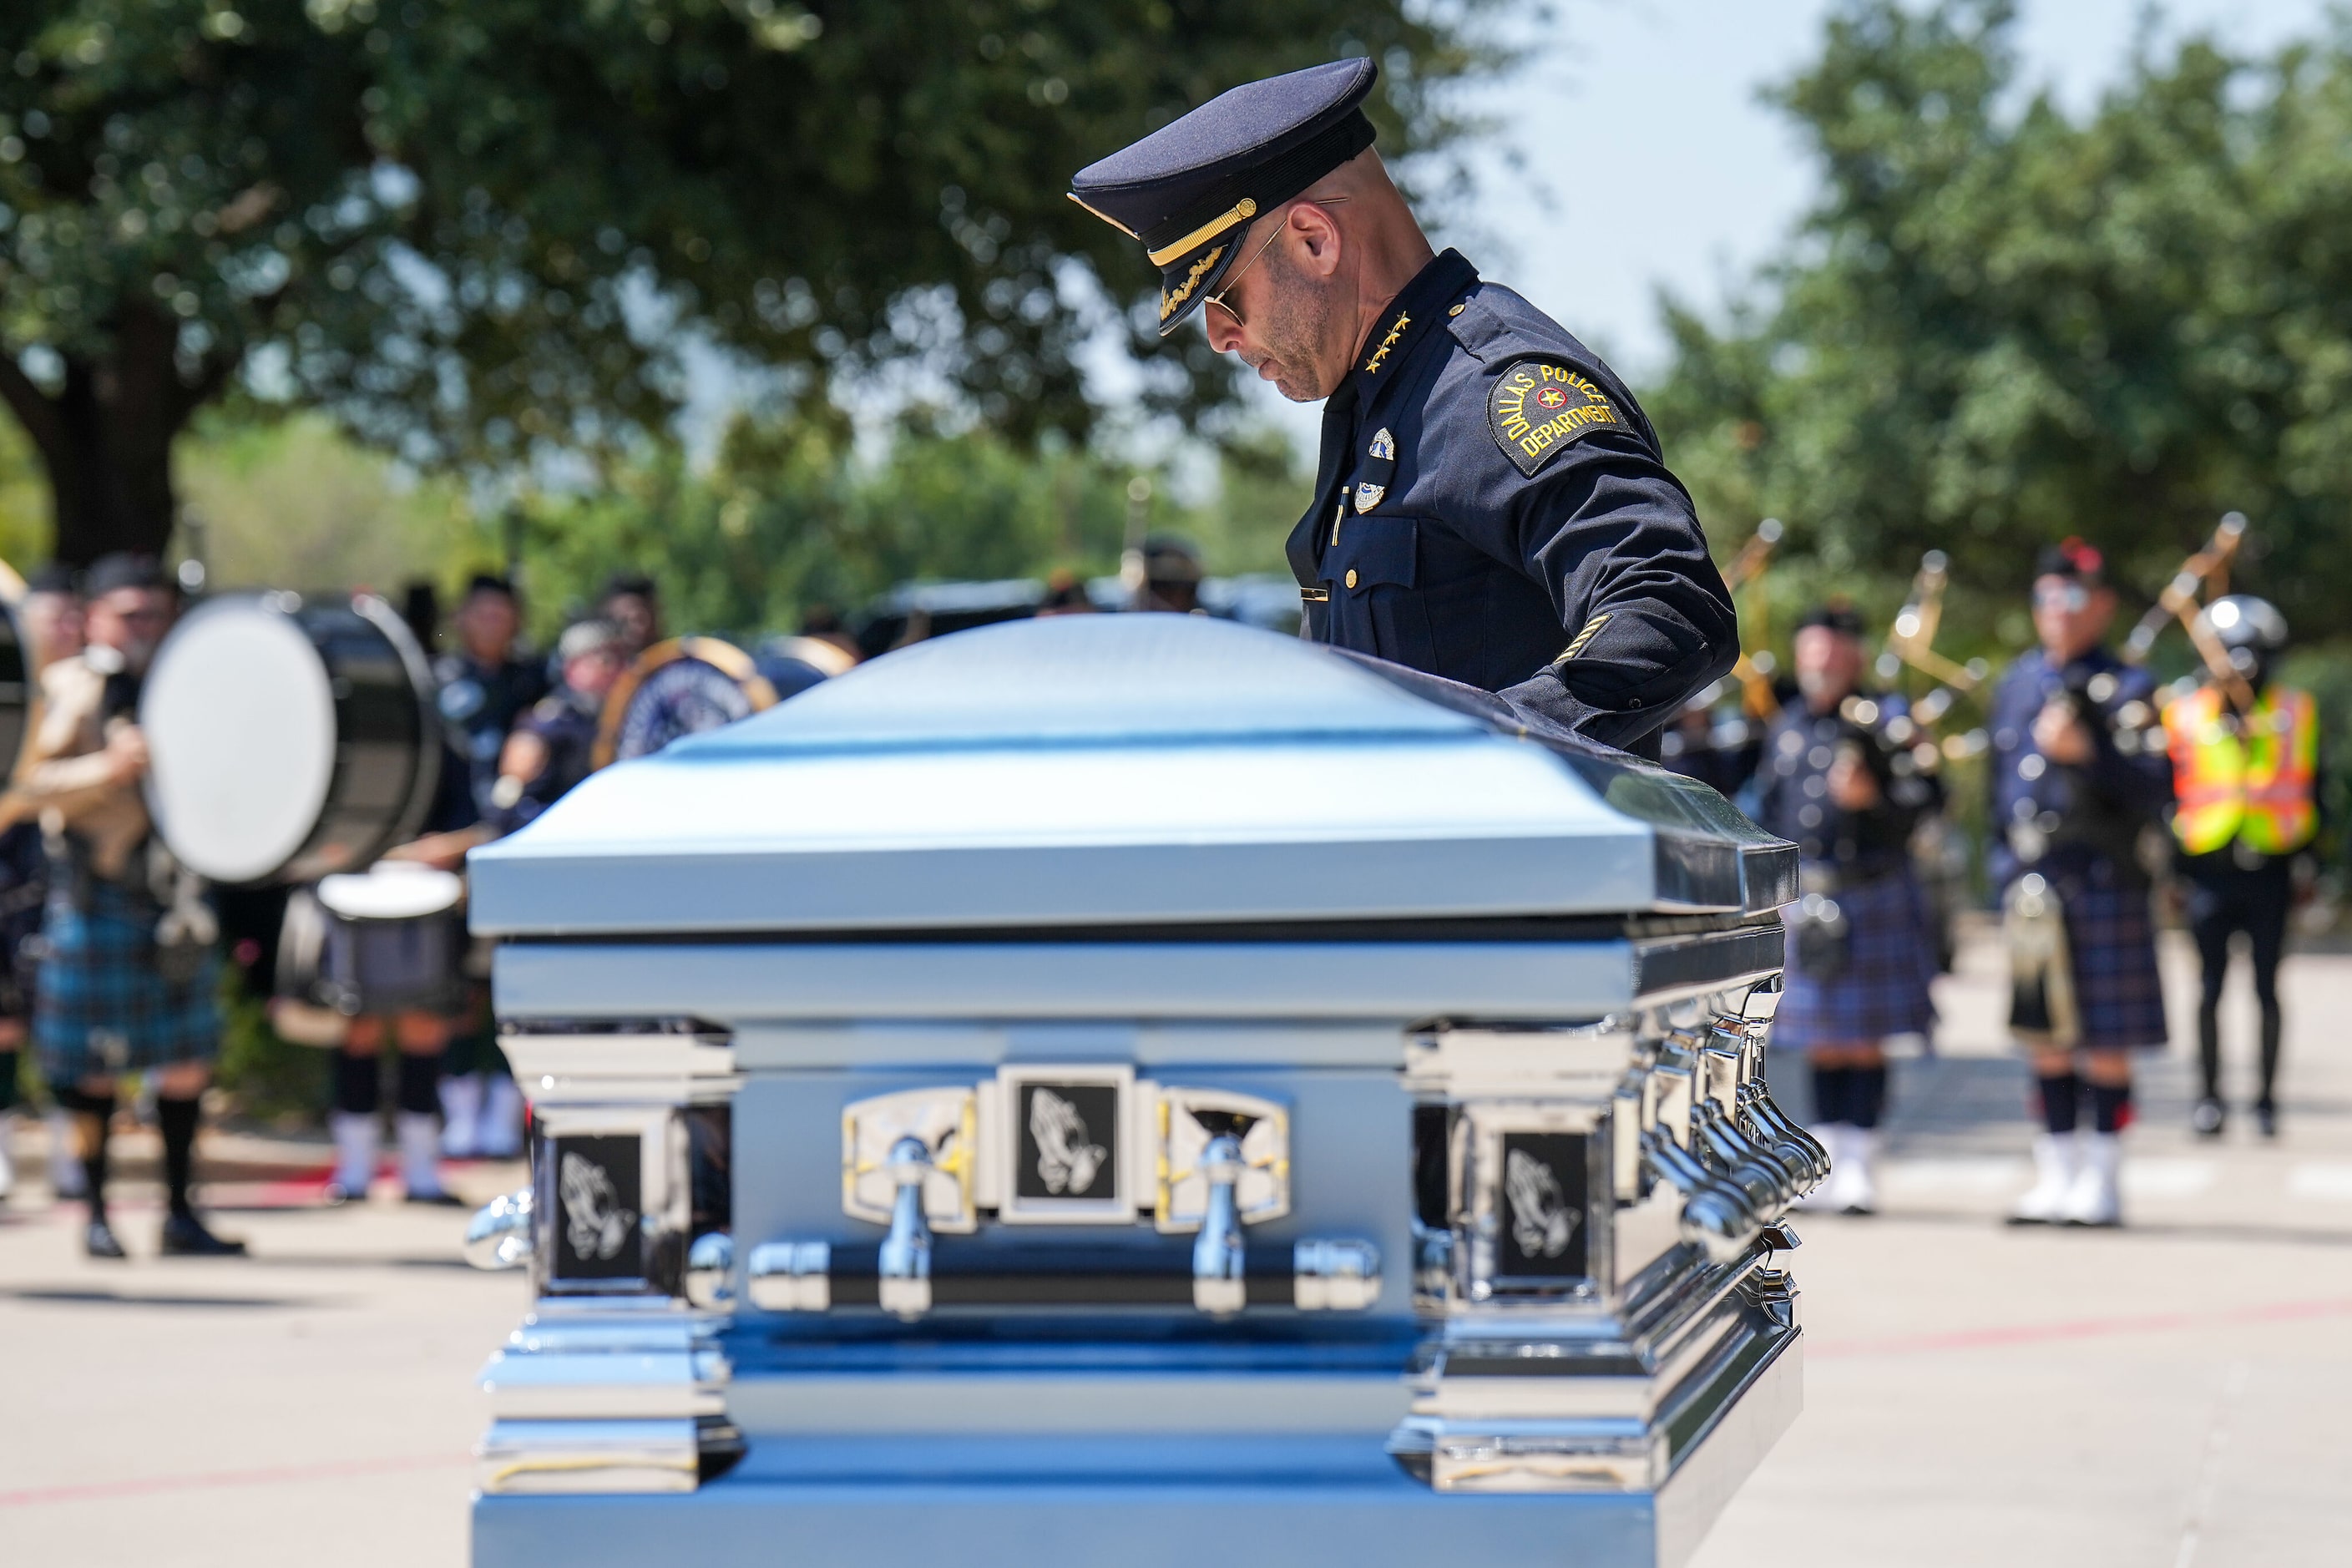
left=1755, top=605, right=1942, bottom=1214
left=1068, top=60, right=1735, bottom=753
left=1991, top=540, right=2173, bottom=1227
left=2160, top=596, right=2317, bottom=1139
left=435, top=574, right=549, bottom=821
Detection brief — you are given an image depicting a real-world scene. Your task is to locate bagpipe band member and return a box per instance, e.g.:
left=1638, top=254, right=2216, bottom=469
left=1754, top=604, right=1943, bottom=1216
left=1990, top=539, right=2174, bottom=1227
left=2160, top=595, right=2318, bottom=1140
left=1067, top=59, right=1737, bottom=756
left=13, top=554, right=244, bottom=1258
left=427, top=573, right=548, bottom=1161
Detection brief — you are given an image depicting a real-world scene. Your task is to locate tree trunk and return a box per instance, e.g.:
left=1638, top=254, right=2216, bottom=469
left=0, top=302, right=232, bottom=569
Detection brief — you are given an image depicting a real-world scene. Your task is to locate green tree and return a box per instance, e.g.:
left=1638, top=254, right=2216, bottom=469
left=0, top=1, right=1492, bottom=565
left=1651, top=0, right=2352, bottom=646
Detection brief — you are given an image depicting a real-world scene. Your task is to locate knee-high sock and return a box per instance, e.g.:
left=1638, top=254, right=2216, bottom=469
left=334, top=1048, right=381, bottom=1116
left=157, top=1095, right=202, bottom=1221
left=58, top=1087, right=114, bottom=1220
left=1808, top=1064, right=1853, bottom=1126
left=2086, top=1080, right=2133, bottom=1136
left=2036, top=1072, right=2081, bottom=1136
left=1847, top=1065, right=1889, bottom=1131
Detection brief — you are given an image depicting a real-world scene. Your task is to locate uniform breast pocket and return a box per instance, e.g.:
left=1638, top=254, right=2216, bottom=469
left=1323, top=515, right=1434, bottom=669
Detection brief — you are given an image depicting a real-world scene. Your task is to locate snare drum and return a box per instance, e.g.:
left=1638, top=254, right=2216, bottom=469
left=282, top=862, right=466, bottom=1016
left=140, top=592, right=440, bottom=884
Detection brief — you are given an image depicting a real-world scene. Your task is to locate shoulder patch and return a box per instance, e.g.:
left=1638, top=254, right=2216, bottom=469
left=1487, top=357, right=1628, bottom=476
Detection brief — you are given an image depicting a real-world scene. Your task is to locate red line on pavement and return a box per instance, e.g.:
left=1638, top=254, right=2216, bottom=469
left=1813, top=1295, right=2352, bottom=1359
left=0, top=1452, right=471, bottom=1510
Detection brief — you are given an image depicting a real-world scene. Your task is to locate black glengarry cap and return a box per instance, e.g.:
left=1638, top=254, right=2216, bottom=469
left=1070, top=58, right=1379, bottom=336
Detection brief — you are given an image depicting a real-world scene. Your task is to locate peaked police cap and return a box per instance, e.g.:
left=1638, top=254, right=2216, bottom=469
left=1069, top=58, right=1379, bottom=336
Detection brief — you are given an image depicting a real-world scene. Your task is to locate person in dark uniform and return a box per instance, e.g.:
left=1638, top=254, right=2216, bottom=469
left=1068, top=59, right=1736, bottom=754
left=1753, top=604, right=1942, bottom=1214
left=1659, top=681, right=1766, bottom=802
left=598, top=573, right=664, bottom=667
left=434, top=574, right=549, bottom=822
left=17, top=554, right=242, bottom=1257
left=488, top=619, right=628, bottom=837
left=2160, top=596, right=2319, bottom=1139
left=1990, top=540, right=2173, bottom=1227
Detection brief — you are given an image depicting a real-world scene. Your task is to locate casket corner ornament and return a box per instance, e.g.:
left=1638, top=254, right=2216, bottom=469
left=461, top=615, right=1808, bottom=1568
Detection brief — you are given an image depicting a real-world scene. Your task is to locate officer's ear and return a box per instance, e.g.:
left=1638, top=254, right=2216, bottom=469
left=1286, top=200, right=1345, bottom=279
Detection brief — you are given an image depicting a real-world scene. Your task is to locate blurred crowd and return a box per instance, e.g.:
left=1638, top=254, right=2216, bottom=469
left=1661, top=536, right=2324, bottom=1228
left=0, top=530, right=1246, bottom=1254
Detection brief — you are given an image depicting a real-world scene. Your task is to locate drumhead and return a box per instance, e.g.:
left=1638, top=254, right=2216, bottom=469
left=316, top=863, right=464, bottom=921
left=143, top=592, right=440, bottom=885
left=596, top=636, right=777, bottom=767
left=141, top=598, right=338, bottom=883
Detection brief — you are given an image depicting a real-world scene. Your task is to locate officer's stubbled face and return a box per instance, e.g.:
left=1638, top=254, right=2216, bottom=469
left=2031, top=574, right=2116, bottom=664
left=1204, top=208, right=1344, bottom=402
left=1793, top=626, right=1864, bottom=711
left=457, top=589, right=520, bottom=664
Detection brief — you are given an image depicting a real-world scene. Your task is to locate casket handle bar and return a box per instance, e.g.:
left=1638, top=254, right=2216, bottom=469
left=878, top=1136, right=934, bottom=1320
left=1641, top=1130, right=1758, bottom=1263
left=1191, top=1133, right=1247, bottom=1316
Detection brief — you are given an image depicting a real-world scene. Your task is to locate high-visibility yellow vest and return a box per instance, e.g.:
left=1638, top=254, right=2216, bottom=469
left=2162, top=683, right=2319, bottom=856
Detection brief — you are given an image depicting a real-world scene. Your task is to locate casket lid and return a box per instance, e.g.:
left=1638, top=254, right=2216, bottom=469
left=468, top=615, right=1793, bottom=936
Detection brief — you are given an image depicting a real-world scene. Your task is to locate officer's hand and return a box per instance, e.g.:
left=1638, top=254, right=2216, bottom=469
left=1826, top=750, right=1880, bottom=811
left=102, top=723, right=150, bottom=785
left=2032, top=701, right=2093, bottom=766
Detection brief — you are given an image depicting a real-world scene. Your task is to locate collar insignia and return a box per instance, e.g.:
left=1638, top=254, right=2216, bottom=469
left=1158, top=245, right=1226, bottom=323
left=1362, top=311, right=1410, bottom=374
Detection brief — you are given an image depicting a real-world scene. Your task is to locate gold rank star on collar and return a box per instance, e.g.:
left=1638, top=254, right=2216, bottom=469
left=1362, top=310, right=1410, bottom=374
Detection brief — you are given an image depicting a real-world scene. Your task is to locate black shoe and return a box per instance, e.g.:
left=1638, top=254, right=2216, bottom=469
left=404, top=1190, right=468, bottom=1208
left=84, top=1218, right=127, bottom=1260
left=2255, top=1100, right=2279, bottom=1139
left=158, top=1212, right=247, bottom=1257
left=2191, top=1097, right=2226, bottom=1138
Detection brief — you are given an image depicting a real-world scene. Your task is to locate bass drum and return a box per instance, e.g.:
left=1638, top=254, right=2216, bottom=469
left=0, top=593, right=29, bottom=782
left=140, top=591, right=440, bottom=885
left=594, top=635, right=777, bottom=767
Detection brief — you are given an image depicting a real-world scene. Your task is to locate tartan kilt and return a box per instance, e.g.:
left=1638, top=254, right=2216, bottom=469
left=33, top=880, right=220, bottom=1081
left=1773, top=867, right=1939, bottom=1050
left=2059, top=878, right=2168, bottom=1051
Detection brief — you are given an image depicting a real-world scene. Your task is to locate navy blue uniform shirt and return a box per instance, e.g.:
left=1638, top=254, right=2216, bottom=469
left=1287, top=250, right=1737, bottom=755
left=485, top=689, right=602, bottom=837
left=435, top=651, right=550, bottom=821
left=1753, top=695, right=1941, bottom=875
left=1987, top=647, right=2172, bottom=891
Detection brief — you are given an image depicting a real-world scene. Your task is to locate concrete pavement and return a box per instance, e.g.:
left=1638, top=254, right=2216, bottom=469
left=0, top=927, right=2345, bottom=1566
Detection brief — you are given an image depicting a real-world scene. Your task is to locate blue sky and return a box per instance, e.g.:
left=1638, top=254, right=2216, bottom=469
left=1237, top=0, right=2336, bottom=454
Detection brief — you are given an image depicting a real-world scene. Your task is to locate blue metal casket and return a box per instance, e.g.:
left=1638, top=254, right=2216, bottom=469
left=463, top=615, right=1815, bottom=1568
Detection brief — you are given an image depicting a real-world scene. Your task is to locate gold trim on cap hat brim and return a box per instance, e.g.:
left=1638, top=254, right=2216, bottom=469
left=1065, top=191, right=1141, bottom=240
left=1147, top=196, right=1257, bottom=267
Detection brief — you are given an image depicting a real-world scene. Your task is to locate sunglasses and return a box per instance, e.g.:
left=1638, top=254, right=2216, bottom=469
left=1203, top=197, right=1348, bottom=331
left=2034, top=584, right=2090, bottom=613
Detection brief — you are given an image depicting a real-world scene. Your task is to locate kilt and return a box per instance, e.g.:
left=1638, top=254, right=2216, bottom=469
left=2056, top=877, right=2168, bottom=1050
left=1774, top=867, right=1939, bottom=1050
left=33, top=879, right=220, bottom=1081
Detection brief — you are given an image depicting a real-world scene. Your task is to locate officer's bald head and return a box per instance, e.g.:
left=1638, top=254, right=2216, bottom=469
left=1201, top=148, right=1434, bottom=402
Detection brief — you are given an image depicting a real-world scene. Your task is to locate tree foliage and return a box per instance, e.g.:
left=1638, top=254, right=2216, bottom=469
left=1652, top=0, right=2352, bottom=647
left=0, top=0, right=1495, bottom=561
